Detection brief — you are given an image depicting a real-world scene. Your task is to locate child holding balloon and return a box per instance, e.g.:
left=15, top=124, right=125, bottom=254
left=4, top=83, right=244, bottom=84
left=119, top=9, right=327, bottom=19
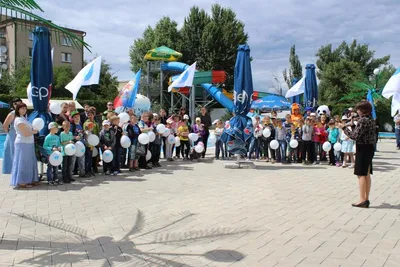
left=286, top=124, right=299, bottom=164
left=60, top=121, right=75, bottom=183
left=43, top=122, right=62, bottom=185
left=150, top=115, right=162, bottom=166
left=100, top=120, right=116, bottom=175
left=177, top=117, right=190, bottom=160
left=110, top=116, right=123, bottom=174
left=327, top=120, right=340, bottom=166
left=70, top=111, right=85, bottom=178
left=127, top=115, right=141, bottom=171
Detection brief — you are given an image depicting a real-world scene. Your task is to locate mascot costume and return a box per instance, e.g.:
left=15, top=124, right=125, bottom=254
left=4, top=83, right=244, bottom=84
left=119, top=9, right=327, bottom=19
left=291, top=103, right=302, bottom=126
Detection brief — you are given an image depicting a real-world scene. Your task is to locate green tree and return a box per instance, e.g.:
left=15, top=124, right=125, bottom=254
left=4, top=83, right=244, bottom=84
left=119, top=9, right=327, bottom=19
left=12, top=57, right=31, bottom=95
left=282, top=45, right=303, bottom=88
left=316, top=40, right=390, bottom=106
left=52, top=65, right=75, bottom=98
left=0, top=0, right=89, bottom=50
left=180, top=6, right=211, bottom=68
left=201, top=4, right=248, bottom=88
left=129, top=17, right=180, bottom=74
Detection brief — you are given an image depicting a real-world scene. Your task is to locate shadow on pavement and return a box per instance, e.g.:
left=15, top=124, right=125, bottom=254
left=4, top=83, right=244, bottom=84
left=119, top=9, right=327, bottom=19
left=3, top=209, right=248, bottom=267
left=370, top=203, right=400, bottom=210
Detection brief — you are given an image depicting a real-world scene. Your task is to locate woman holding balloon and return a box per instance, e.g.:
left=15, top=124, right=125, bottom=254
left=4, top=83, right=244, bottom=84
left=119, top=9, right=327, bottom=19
left=11, top=103, right=39, bottom=188
left=2, top=98, right=22, bottom=174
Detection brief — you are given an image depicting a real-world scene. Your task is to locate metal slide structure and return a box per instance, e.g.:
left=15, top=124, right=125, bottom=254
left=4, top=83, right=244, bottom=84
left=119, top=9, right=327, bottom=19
left=161, top=62, right=234, bottom=112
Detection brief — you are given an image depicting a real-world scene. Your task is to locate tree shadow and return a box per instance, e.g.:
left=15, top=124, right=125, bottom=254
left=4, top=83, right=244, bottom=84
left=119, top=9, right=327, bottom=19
left=2, top=209, right=248, bottom=267
left=372, top=161, right=399, bottom=173
left=370, top=203, right=400, bottom=210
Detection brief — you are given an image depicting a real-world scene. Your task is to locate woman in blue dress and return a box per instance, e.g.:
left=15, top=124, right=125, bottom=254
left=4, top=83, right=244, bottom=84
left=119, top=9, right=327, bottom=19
left=2, top=98, right=22, bottom=174
left=11, top=103, right=39, bottom=188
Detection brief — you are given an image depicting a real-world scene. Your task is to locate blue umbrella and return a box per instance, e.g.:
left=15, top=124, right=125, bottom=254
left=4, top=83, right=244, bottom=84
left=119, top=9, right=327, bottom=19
left=28, top=26, right=53, bottom=136
left=290, top=78, right=301, bottom=104
left=0, top=101, right=10, bottom=108
left=304, top=64, right=318, bottom=108
left=222, top=45, right=254, bottom=155
left=251, top=94, right=291, bottom=112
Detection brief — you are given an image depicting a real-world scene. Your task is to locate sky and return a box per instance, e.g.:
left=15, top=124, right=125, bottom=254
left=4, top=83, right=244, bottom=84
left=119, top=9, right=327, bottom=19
left=37, top=0, right=399, bottom=94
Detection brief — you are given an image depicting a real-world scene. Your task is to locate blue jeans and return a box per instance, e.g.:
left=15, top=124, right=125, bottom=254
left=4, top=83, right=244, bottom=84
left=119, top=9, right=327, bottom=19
left=248, top=138, right=260, bottom=159
left=277, top=140, right=287, bottom=162
left=47, top=163, right=58, bottom=182
left=396, top=128, right=400, bottom=148
left=215, top=138, right=225, bottom=159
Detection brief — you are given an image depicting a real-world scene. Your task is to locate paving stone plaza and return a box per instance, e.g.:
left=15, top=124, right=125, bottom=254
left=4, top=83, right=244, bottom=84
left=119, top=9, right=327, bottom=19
left=0, top=140, right=399, bottom=267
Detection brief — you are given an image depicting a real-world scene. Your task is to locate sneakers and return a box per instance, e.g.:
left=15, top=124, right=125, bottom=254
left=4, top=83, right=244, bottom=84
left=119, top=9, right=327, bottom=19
left=105, top=171, right=111, bottom=175
left=349, top=164, right=354, bottom=169
left=335, top=163, right=340, bottom=167
left=112, top=171, right=119, bottom=176
left=342, top=163, right=347, bottom=168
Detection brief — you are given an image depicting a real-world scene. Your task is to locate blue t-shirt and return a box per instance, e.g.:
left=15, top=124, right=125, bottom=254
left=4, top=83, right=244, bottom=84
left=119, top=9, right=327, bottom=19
left=43, top=134, right=61, bottom=155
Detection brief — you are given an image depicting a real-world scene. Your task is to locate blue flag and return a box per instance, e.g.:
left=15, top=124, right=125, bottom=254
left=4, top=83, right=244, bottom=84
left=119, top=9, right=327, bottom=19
left=367, top=89, right=377, bottom=119
left=126, top=69, right=141, bottom=108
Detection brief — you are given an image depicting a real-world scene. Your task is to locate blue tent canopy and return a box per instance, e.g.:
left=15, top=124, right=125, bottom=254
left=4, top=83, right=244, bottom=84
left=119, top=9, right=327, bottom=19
left=251, top=94, right=291, bottom=112
left=0, top=101, right=10, bottom=108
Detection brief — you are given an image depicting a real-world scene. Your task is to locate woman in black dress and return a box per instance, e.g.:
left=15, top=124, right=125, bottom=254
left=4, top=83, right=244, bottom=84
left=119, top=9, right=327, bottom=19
left=342, top=101, right=376, bottom=208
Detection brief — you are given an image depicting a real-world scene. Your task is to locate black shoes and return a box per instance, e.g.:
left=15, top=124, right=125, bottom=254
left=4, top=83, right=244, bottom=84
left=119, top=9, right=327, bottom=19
left=352, top=200, right=370, bottom=208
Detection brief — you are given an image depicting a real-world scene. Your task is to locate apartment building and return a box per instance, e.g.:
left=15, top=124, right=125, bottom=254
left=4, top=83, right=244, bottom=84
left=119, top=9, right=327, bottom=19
left=0, top=18, right=85, bottom=75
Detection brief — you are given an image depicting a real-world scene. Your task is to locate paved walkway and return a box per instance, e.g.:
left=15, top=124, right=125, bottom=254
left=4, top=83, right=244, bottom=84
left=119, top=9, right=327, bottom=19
left=0, top=140, right=399, bottom=267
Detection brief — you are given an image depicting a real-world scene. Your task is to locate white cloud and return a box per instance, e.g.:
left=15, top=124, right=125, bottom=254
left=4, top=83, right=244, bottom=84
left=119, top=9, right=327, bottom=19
left=36, top=0, right=400, bottom=93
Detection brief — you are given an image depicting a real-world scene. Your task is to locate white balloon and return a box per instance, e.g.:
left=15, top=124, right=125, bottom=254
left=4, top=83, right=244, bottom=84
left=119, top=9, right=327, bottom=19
left=162, top=129, right=171, bottom=137
left=263, top=128, right=271, bottom=138
left=289, top=139, right=299, bottom=149
left=146, top=150, right=152, bottom=161
left=373, top=68, right=380, bottom=75
left=120, top=135, right=131, bottom=148
left=64, top=144, right=76, bottom=156
left=148, top=131, right=156, bottom=142
left=32, top=118, right=44, bottom=131
left=156, top=124, right=166, bottom=133
left=49, top=151, right=63, bottom=166
left=208, top=134, right=217, bottom=145
left=167, top=135, right=175, bottom=144
left=174, top=137, right=181, bottom=147
left=322, top=141, right=332, bottom=152
left=75, top=141, right=85, bottom=157
left=270, top=140, right=279, bottom=150
left=50, top=102, right=62, bottom=115
left=188, top=133, right=199, bottom=142
left=92, top=147, right=98, bottom=157
left=118, top=112, right=130, bottom=124
left=334, top=143, right=342, bottom=152
left=88, top=134, right=99, bottom=146
left=138, top=133, right=149, bottom=145
left=195, top=145, right=204, bottom=153
left=102, top=150, right=114, bottom=163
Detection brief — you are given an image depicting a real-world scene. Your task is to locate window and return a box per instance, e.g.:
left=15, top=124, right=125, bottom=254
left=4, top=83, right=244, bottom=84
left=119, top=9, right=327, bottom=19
left=61, top=52, right=72, bottom=63
left=28, top=48, right=32, bottom=58
left=29, top=32, right=34, bottom=40
left=62, top=37, right=72, bottom=47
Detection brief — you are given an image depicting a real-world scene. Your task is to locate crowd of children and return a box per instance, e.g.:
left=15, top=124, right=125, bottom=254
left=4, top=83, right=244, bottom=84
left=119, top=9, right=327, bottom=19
left=245, top=108, right=357, bottom=168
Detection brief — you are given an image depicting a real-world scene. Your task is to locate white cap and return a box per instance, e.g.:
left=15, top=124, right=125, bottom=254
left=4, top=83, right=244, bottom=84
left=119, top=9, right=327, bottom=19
left=183, top=114, right=189, bottom=120
left=102, top=120, right=111, bottom=126
left=341, top=115, right=348, bottom=120
left=310, top=113, right=316, bottom=116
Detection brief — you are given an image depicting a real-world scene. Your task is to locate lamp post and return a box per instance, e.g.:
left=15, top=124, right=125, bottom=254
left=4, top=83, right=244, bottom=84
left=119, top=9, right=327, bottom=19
left=274, top=77, right=282, bottom=95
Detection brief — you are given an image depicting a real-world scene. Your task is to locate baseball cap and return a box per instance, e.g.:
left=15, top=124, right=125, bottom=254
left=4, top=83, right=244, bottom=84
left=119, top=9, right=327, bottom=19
left=310, top=113, right=316, bottom=116
left=183, top=114, right=189, bottom=120
left=70, top=111, right=80, bottom=118
left=48, top=122, right=60, bottom=130
left=341, top=115, right=348, bottom=120
left=102, top=120, right=111, bottom=126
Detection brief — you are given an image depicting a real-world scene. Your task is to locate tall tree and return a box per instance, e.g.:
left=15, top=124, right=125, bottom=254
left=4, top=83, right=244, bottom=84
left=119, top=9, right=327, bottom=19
left=282, top=45, right=302, bottom=88
left=180, top=6, right=211, bottom=68
left=201, top=4, right=248, bottom=88
left=316, top=40, right=390, bottom=104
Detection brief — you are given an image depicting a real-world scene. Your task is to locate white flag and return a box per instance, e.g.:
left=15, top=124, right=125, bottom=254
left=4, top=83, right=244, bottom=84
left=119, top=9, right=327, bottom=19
left=390, top=93, right=400, bottom=117
left=285, top=76, right=305, bottom=98
left=168, top=62, right=196, bottom=92
left=66, top=56, right=102, bottom=100
left=382, top=68, right=400, bottom=99
left=27, top=48, right=54, bottom=103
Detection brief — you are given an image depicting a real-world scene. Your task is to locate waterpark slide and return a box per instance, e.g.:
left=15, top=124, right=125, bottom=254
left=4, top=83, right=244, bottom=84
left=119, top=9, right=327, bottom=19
left=161, top=62, right=234, bottom=112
